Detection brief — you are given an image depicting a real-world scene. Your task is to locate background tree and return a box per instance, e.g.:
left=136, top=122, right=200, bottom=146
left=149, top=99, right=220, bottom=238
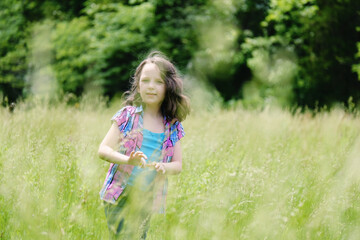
left=353, top=26, right=360, bottom=80
left=259, top=0, right=360, bottom=108
left=1, top=0, right=360, bottom=109
left=190, top=0, right=270, bottom=101
left=0, top=0, right=29, bottom=105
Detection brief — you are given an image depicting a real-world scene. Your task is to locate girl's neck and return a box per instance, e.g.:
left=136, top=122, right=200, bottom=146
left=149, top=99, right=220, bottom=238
left=142, top=104, right=165, bottom=133
left=143, top=104, right=163, bottom=118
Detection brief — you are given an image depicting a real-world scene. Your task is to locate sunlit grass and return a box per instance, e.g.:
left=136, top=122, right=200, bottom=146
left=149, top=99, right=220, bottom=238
left=1, top=98, right=360, bottom=239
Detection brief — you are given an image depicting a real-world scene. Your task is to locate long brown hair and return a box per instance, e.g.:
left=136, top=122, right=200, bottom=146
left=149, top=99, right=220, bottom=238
left=123, top=51, right=190, bottom=122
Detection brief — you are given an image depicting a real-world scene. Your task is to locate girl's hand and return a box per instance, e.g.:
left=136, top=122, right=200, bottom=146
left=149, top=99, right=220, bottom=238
left=145, top=162, right=156, bottom=169
left=128, top=151, right=147, bottom=168
left=154, top=162, right=166, bottom=174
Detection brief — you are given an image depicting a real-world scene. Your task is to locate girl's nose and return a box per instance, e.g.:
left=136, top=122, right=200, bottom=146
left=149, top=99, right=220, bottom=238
left=149, top=80, right=155, bottom=88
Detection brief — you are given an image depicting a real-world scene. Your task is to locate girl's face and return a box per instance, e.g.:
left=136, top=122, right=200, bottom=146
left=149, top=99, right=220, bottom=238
left=138, top=63, right=166, bottom=109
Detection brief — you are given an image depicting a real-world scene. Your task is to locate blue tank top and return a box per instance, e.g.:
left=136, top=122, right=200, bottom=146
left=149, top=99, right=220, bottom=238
left=127, top=128, right=165, bottom=190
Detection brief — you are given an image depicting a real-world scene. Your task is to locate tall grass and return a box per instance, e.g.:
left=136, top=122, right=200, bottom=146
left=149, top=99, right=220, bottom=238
left=1, top=98, right=360, bottom=239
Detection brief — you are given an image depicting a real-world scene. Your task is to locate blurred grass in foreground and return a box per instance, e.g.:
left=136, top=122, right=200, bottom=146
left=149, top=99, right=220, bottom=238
left=1, top=96, right=360, bottom=239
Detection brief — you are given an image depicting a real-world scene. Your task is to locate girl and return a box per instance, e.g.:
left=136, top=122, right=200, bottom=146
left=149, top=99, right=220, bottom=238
left=98, top=51, right=190, bottom=239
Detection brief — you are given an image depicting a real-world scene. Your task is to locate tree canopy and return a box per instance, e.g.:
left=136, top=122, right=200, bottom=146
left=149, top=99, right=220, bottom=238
left=1, top=0, right=359, bottom=109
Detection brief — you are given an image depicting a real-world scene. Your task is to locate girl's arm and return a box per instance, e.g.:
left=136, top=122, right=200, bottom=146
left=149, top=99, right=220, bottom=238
left=155, top=141, right=182, bottom=175
left=98, top=122, right=147, bottom=166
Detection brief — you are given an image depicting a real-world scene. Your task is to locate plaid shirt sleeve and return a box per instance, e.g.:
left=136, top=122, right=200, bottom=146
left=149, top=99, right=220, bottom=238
left=170, top=121, right=185, bottom=146
left=111, top=107, right=128, bottom=132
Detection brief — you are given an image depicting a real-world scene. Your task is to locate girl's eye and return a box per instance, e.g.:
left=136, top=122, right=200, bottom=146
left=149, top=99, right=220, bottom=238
left=141, top=79, right=149, bottom=82
left=157, top=81, right=164, bottom=84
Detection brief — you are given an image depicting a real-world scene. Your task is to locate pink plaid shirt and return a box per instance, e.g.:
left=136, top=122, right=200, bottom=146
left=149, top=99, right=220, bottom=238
left=99, top=105, right=185, bottom=213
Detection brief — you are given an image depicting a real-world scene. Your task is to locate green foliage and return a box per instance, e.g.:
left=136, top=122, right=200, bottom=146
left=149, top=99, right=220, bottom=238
left=23, top=0, right=86, bottom=20
left=52, top=17, right=91, bottom=95
left=51, top=0, right=211, bottom=98
left=353, top=27, right=360, bottom=80
left=51, top=2, right=155, bottom=97
left=0, top=0, right=29, bottom=104
left=150, top=0, right=208, bottom=69
left=85, top=2, right=155, bottom=96
left=240, top=35, right=298, bottom=107
left=191, top=0, right=270, bottom=101
left=1, top=0, right=360, bottom=108
left=262, top=0, right=360, bottom=107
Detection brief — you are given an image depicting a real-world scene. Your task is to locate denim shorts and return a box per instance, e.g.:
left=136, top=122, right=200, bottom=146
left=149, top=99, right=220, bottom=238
left=103, top=186, right=153, bottom=239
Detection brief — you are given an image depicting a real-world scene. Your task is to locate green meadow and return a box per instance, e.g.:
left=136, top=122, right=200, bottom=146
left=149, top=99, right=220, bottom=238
left=1, top=98, right=360, bottom=239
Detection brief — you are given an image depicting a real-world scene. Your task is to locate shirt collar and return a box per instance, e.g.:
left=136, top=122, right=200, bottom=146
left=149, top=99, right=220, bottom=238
left=135, top=105, right=143, bottom=113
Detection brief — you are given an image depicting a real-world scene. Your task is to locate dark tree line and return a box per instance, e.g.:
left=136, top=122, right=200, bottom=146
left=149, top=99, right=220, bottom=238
left=1, top=0, right=359, bottom=109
